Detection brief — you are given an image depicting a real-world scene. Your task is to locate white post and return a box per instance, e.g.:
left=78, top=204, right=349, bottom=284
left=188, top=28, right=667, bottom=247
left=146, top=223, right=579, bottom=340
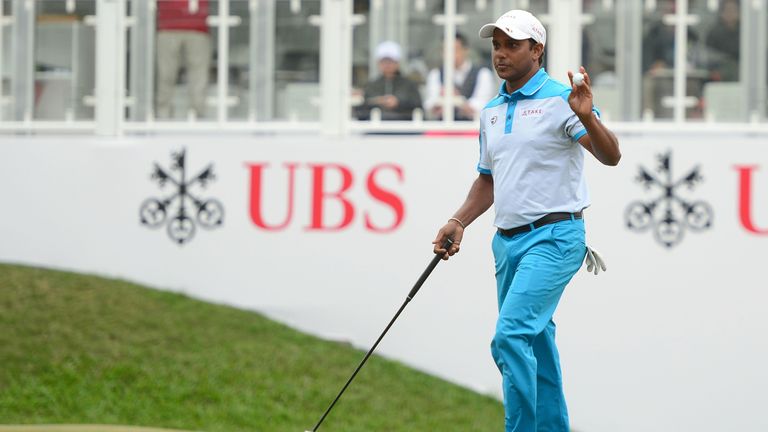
left=672, top=0, right=688, bottom=122
left=320, top=0, right=352, bottom=135
left=95, top=0, right=125, bottom=135
left=547, top=0, right=582, bottom=84
left=743, top=0, right=767, bottom=121
left=0, top=0, right=5, bottom=121
left=11, top=0, right=34, bottom=122
left=616, top=0, right=643, bottom=121
left=250, top=0, right=275, bottom=121
left=437, top=0, right=456, bottom=123
left=432, top=0, right=467, bottom=123
left=216, top=0, right=229, bottom=123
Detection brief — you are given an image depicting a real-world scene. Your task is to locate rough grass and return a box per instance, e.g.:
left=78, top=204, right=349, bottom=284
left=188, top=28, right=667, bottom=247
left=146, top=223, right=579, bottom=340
left=0, top=263, right=503, bottom=431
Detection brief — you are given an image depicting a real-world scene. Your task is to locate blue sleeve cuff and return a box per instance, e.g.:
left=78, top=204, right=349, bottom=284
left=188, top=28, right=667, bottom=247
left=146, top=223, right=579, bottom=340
left=477, top=166, right=492, bottom=175
left=572, top=129, right=587, bottom=142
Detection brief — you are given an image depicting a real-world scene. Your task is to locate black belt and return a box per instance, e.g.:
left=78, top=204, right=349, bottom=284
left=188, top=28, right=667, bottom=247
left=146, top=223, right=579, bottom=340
left=497, top=211, right=583, bottom=237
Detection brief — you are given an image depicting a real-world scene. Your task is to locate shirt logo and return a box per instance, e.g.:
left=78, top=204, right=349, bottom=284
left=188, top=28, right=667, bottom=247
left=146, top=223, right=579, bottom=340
left=520, top=108, right=543, bottom=118
left=490, top=115, right=498, bottom=125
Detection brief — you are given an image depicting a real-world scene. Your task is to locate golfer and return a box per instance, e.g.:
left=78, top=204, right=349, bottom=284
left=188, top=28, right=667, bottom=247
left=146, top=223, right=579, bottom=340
left=432, top=10, right=621, bottom=432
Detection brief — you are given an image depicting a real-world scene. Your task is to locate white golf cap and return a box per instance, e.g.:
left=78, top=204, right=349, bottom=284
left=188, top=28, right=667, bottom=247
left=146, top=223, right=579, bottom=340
left=478, top=10, right=546, bottom=46
left=375, top=40, right=402, bottom=61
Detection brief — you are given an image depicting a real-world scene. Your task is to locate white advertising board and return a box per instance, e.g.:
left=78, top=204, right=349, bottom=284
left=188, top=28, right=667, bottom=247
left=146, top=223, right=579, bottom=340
left=1, top=133, right=767, bottom=432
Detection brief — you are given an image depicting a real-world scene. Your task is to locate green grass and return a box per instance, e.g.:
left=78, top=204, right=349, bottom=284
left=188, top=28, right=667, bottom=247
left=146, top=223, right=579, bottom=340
left=0, top=263, right=503, bottom=431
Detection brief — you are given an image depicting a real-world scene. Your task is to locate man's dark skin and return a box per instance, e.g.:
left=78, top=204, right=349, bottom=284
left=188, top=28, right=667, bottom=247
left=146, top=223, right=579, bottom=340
left=433, top=28, right=622, bottom=259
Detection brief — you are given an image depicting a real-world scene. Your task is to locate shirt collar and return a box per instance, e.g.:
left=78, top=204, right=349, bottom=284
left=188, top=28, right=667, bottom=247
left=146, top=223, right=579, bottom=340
left=498, top=68, right=549, bottom=99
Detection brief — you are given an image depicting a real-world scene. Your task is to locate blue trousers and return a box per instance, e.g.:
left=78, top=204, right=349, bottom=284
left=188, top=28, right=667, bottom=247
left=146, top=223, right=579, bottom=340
left=490, top=219, right=586, bottom=432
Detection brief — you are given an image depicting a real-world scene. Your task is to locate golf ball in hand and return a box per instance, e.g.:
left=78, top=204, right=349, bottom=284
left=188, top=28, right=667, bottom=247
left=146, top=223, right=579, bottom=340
left=573, top=73, right=585, bottom=86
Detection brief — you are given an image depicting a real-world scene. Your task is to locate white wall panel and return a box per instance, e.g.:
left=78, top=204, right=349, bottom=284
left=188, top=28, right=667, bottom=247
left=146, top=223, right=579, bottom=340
left=1, top=133, right=767, bottom=432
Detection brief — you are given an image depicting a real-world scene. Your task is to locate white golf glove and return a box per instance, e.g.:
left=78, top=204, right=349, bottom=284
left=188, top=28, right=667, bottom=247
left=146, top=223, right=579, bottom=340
left=584, top=246, right=607, bottom=275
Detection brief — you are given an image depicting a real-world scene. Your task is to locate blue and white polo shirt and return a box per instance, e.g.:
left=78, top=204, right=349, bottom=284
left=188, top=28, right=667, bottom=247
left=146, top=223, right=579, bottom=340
left=478, top=68, right=599, bottom=229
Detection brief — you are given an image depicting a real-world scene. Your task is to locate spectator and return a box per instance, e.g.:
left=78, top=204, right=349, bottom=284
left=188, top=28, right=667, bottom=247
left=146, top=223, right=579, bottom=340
left=641, top=0, right=701, bottom=117
left=156, top=0, right=211, bottom=119
left=706, top=0, right=740, bottom=82
left=355, top=41, right=423, bottom=121
left=644, top=5, right=697, bottom=72
left=424, top=32, right=496, bottom=121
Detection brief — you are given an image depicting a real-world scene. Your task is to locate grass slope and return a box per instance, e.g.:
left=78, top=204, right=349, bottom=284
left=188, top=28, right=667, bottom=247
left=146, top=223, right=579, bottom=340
left=0, top=264, right=503, bottom=431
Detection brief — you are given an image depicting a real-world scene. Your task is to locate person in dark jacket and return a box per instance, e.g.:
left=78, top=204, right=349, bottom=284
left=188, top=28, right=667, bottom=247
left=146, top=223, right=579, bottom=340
left=356, top=41, right=423, bottom=121
left=705, top=0, right=740, bottom=82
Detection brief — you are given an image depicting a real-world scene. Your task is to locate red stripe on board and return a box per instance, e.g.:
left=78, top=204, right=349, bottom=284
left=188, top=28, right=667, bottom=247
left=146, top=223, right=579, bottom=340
left=423, top=130, right=480, bottom=137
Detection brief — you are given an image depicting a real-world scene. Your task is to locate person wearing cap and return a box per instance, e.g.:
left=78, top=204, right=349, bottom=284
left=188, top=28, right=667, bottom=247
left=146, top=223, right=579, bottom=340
left=354, top=41, right=423, bottom=121
left=424, top=32, right=497, bottom=121
left=432, top=9, right=620, bottom=432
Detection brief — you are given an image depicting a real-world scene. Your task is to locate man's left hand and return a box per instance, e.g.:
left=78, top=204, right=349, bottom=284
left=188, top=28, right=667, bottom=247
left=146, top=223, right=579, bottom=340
left=567, top=66, right=594, bottom=118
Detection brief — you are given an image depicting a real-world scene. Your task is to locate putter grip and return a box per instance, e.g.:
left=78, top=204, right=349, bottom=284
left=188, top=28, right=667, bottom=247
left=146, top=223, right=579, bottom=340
left=407, top=238, right=453, bottom=299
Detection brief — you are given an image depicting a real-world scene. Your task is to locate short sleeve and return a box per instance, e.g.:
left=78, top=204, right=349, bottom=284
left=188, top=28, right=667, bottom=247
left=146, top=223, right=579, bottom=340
left=477, top=112, right=492, bottom=175
left=562, top=89, right=601, bottom=142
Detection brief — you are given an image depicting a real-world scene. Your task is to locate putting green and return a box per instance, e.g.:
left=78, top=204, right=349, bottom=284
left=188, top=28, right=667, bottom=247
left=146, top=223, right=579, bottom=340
left=0, top=427, right=196, bottom=432
left=0, top=263, right=505, bottom=431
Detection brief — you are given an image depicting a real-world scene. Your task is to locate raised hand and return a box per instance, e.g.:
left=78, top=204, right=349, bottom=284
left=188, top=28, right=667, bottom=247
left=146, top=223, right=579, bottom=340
left=567, top=66, right=594, bottom=118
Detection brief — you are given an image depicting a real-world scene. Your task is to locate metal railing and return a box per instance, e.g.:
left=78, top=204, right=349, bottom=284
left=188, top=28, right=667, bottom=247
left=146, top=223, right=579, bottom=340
left=0, top=0, right=765, bottom=135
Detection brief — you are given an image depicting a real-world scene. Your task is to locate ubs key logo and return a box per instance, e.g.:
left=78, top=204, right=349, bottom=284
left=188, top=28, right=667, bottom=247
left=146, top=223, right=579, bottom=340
left=625, top=151, right=713, bottom=248
left=139, top=148, right=224, bottom=244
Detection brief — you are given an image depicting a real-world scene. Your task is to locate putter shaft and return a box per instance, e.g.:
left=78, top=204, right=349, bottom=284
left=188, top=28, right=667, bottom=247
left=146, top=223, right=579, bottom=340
left=310, top=238, right=453, bottom=431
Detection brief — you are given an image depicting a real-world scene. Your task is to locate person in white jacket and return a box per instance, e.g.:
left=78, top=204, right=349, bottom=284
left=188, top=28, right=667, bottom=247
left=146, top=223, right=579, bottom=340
left=424, top=32, right=497, bottom=121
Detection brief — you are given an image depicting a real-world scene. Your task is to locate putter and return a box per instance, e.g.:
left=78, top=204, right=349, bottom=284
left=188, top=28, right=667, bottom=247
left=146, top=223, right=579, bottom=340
left=307, top=238, right=454, bottom=432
